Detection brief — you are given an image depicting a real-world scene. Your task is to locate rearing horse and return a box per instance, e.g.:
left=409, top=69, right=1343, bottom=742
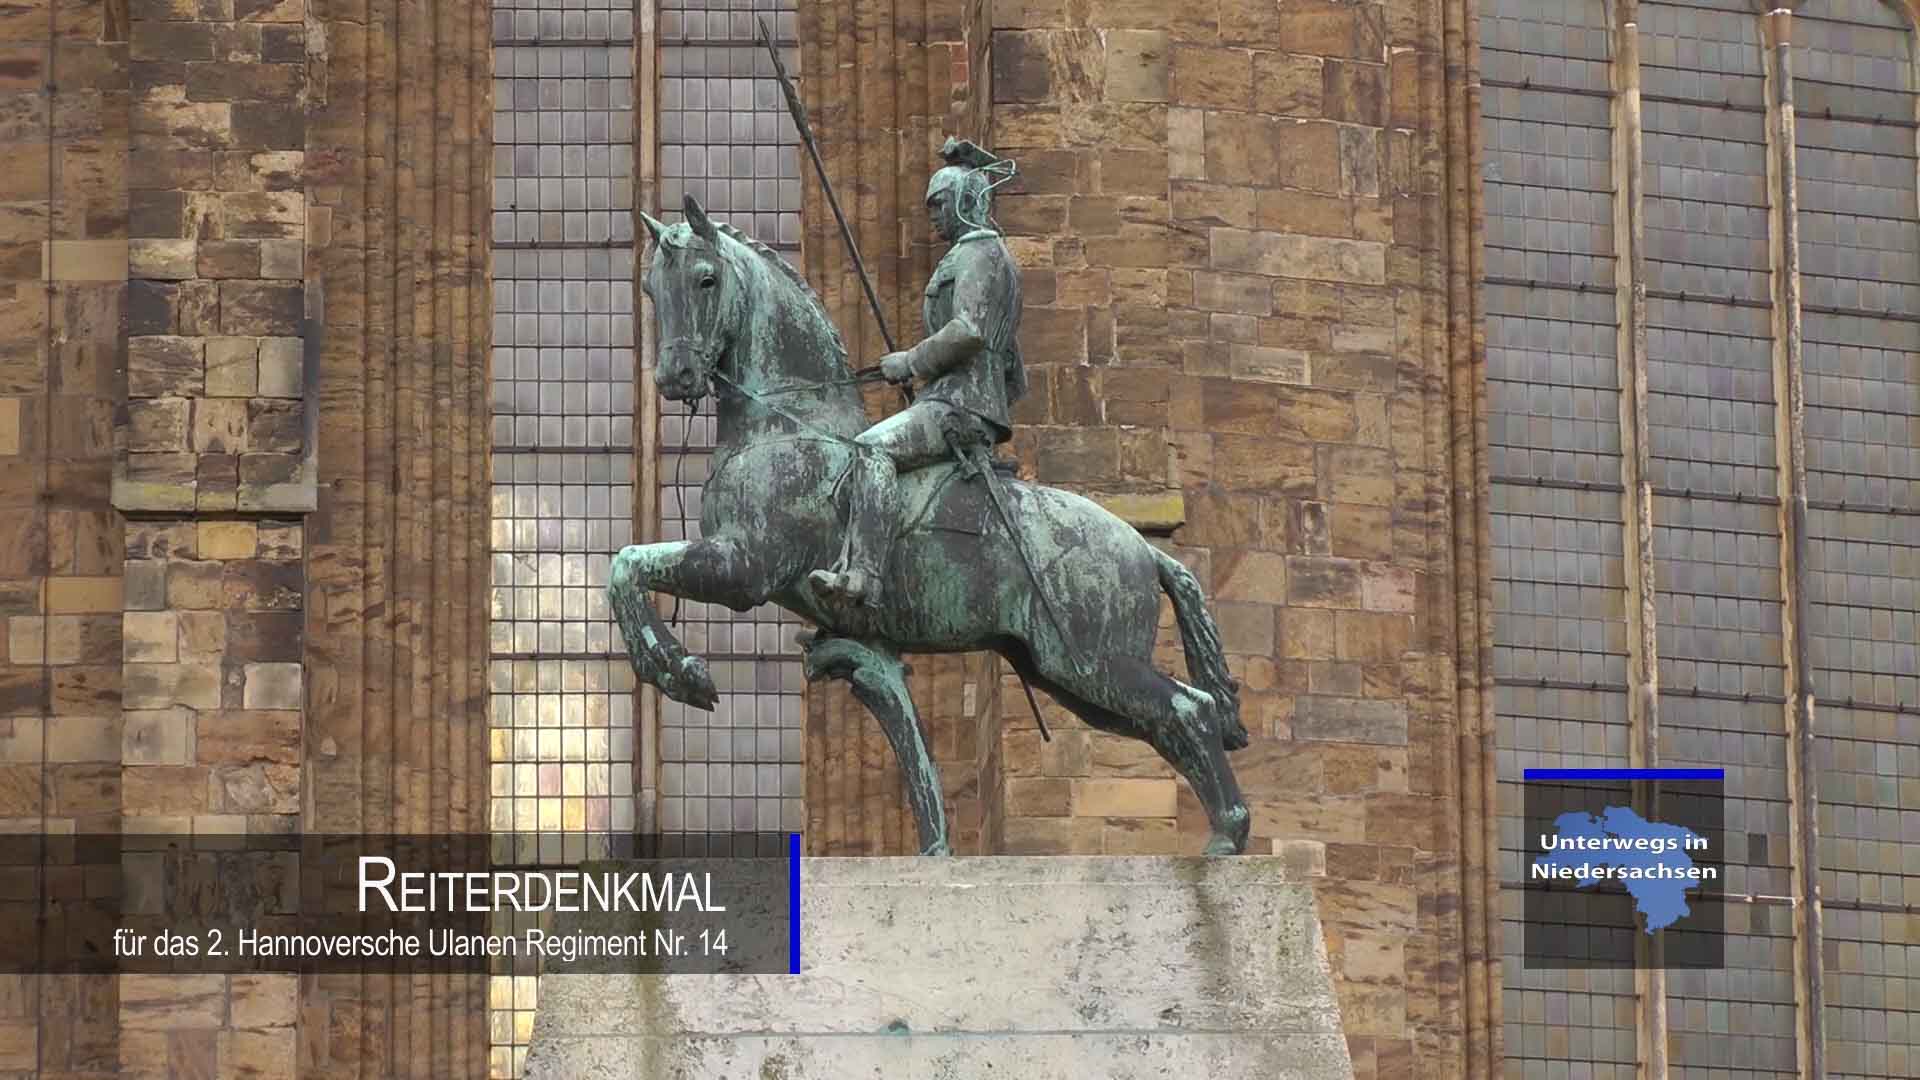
left=611, top=194, right=1252, bottom=854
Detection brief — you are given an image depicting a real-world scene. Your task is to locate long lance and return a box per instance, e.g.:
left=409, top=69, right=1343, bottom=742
left=756, top=18, right=909, bottom=406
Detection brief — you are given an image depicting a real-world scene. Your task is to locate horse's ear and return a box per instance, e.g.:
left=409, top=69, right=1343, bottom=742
left=683, top=193, right=718, bottom=243
left=639, top=212, right=667, bottom=247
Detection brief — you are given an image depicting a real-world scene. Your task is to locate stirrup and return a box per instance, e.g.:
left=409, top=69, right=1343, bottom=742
left=808, top=567, right=881, bottom=608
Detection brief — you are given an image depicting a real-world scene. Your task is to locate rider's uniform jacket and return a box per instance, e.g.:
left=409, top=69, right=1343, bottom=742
left=912, top=229, right=1026, bottom=444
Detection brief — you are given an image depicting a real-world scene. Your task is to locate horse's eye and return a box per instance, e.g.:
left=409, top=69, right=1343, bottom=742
left=699, top=274, right=717, bottom=289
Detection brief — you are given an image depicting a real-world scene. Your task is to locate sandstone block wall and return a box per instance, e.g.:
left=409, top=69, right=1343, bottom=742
left=118, top=518, right=303, bottom=825
left=121, top=0, right=314, bottom=516
left=0, top=0, right=131, bottom=1073
left=102, top=1, right=312, bottom=1072
left=0, top=0, right=495, bottom=1074
left=797, top=1, right=1498, bottom=1076
left=983, top=6, right=1478, bottom=1074
left=0, top=0, right=1495, bottom=1075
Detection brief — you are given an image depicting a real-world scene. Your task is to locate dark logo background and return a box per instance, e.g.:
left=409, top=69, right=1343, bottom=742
left=1521, top=778, right=1726, bottom=970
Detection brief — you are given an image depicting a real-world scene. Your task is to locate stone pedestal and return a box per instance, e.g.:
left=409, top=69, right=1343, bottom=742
left=524, top=856, right=1354, bottom=1080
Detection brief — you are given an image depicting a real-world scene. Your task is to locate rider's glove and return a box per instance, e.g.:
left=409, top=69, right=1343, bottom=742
left=879, top=352, right=916, bottom=384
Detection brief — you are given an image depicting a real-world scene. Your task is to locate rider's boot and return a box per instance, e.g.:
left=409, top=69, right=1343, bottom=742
left=808, top=448, right=897, bottom=613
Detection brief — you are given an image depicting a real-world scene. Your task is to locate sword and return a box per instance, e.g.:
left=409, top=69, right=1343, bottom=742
left=944, top=427, right=1082, bottom=708
left=757, top=17, right=910, bottom=406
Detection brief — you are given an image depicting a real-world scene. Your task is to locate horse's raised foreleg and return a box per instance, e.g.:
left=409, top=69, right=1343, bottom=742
left=799, top=635, right=949, bottom=856
left=608, top=538, right=770, bottom=710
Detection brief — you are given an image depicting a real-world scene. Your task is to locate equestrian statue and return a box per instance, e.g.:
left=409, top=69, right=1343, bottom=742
left=610, top=89, right=1252, bottom=858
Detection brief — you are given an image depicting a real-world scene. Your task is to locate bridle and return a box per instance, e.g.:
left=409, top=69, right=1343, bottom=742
left=653, top=241, right=887, bottom=624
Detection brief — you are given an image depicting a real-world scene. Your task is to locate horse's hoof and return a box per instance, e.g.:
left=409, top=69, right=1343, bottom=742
left=658, top=654, right=718, bottom=710
left=1221, top=716, right=1250, bottom=752
left=1204, top=805, right=1251, bottom=856
left=1204, top=829, right=1254, bottom=856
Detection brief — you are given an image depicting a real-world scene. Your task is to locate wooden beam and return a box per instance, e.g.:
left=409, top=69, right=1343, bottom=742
left=1607, top=6, right=1670, bottom=1073
left=635, top=0, right=663, bottom=836
left=1446, top=0, right=1503, bottom=1070
left=1759, top=10, right=1827, bottom=1078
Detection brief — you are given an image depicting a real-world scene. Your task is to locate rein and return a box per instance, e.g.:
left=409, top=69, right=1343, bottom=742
left=707, top=368, right=877, bottom=453
left=663, top=392, right=700, bottom=627
left=742, top=364, right=891, bottom=395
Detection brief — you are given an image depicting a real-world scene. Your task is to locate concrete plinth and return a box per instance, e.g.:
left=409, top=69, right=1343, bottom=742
left=524, top=856, right=1355, bottom=1080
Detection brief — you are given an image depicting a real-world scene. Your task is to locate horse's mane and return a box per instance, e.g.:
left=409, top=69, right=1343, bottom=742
left=713, top=221, right=849, bottom=364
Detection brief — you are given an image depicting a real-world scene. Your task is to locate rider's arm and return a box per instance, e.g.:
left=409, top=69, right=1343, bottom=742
left=904, top=264, right=993, bottom=380
left=905, top=313, right=984, bottom=380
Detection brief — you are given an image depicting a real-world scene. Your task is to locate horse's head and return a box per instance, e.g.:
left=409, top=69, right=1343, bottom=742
left=641, top=193, right=744, bottom=402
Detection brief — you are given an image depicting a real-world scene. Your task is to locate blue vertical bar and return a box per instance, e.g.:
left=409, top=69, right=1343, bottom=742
left=1523, top=768, right=1724, bottom=781
left=788, top=831, right=801, bottom=974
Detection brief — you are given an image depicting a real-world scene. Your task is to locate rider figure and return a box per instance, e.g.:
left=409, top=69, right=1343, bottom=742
left=807, top=138, right=1026, bottom=611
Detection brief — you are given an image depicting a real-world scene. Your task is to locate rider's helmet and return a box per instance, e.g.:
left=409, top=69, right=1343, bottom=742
left=927, top=138, right=1014, bottom=235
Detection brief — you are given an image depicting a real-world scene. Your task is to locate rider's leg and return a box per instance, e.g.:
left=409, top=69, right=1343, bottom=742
left=810, top=403, right=958, bottom=607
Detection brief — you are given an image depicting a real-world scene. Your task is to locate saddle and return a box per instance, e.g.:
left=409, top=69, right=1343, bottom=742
left=895, top=453, right=1018, bottom=538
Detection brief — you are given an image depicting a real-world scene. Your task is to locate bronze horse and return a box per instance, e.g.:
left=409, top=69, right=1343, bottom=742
left=610, top=195, right=1251, bottom=854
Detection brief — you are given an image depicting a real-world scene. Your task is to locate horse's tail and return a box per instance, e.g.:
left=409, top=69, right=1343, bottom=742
left=1149, top=546, right=1248, bottom=751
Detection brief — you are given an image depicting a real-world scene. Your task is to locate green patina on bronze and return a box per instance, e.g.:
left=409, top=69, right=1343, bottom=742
left=612, top=160, right=1253, bottom=856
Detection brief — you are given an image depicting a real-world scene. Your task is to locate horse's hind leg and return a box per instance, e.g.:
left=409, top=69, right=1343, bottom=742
left=1021, top=651, right=1250, bottom=855
left=609, top=537, right=772, bottom=709
left=800, top=635, right=949, bottom=855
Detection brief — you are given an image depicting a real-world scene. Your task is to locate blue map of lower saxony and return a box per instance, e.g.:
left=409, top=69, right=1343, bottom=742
left=1533, top=806, right=1710, bottom=932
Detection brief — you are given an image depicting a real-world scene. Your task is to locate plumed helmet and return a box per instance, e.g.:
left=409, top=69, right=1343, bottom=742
left=927, top=137, right=1011, bottom=232
left=926, top=164, right=992, bottom=214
